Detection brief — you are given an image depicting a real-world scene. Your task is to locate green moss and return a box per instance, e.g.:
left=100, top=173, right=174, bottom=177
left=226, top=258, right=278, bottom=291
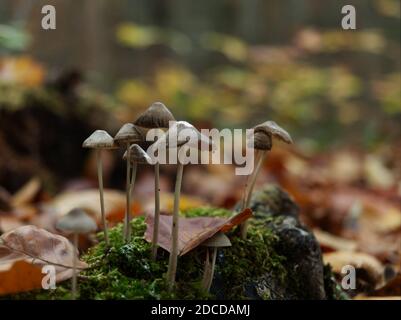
left=323, top=264, right=350, bottom=300
left=5, top=207, right=287, bottom=300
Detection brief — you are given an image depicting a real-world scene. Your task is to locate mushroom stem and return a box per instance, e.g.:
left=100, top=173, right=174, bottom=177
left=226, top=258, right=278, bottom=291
left=205, top=247, right=218, bottom=292
left=129, top=163, right=137, bottom=209
left=72, top=232, right=78, bottom=300
left=202, top=249, right=211, bottom=289
left=124, top=143, right=131, bottom=242
left=96, top=149, right=109, bottom=246
left=167, top=162, right=184, bottom=291
left=240, top=150, right=267, bottom=239
left=240, top=175, right=250, bottom=212
left=151, top=162, right=160, bottom=260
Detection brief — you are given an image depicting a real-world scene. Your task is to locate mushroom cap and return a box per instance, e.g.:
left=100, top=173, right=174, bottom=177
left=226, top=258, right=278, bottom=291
left=151, top=121, right=214, bottom=150
left=123, top=144, right=153, bottom=164
left=56, top=208, right=97, bottom=234
left=82, top=130, right=117, bottom=149
left=134, top=102, right=176, bottom=129
left=201, top=232, right=232, bottom=248
left=248, top=130, right=272, bottom=151
left=114, top=123, right=143, bottom=145
left=253, top=121, right=293, bottom=144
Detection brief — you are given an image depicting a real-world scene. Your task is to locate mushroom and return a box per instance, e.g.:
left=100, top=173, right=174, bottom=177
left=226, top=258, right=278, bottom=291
left=122, top=144, right=152, bottom=238
left=82, top=130, right=117, bottom=246
left=240, top=121, right=292, bottom=239
left=134, top=102, right=175, bottom=259
left=114, top=123, right=143, bottom=242
left=134, top=101, right=175, bottom=129
left=151, top=121, right=213, bottom=290
left=56, top=208, right=97, bottom=300
left=201, top=232, right=232, bottom=293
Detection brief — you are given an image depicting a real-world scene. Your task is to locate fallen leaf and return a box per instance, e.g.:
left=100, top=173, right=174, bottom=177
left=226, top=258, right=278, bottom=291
left=46, top=189, right=141, bottom=224
left=145, top=208, right=252, bottom=256
left=10, top=177, right=41, bottom=207
left=374, top=273, right=401, bottom=296
left=323, top=251, right=384, bottom=288
left=0, top=216, right=24, bottom=233
left=0, top=225, right=86, bottom=295
left=360, top=203, right=401, bottom=233
left=0, top=186, right=11, bottom=211
left=313, top=229, right=357, bottom=252
left=353, top=295, right=401, bottom=300
left=363, top=155, right=395, bottom=189
left=0, top=260, right=44, bottom=296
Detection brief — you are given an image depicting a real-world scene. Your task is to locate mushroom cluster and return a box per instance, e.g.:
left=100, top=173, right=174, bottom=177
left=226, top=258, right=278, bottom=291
left=78, top=103, right=292, bottom=293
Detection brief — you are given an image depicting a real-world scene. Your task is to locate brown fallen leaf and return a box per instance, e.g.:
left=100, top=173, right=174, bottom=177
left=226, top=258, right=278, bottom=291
left=308, top=187, right=401, bottom=234
left=0, top=225, right=86, bottom=295
left=0, top=216, right=25, bottom=233
left=46, top=189, right=141, bottom=225
left=0, top=186, right=11, bottom=211
left=374, top=273, right=401, bottom=296
left=323, top=251, right=385, bottom=289
left=10, top=177, right=41, bottom=207
left=360, top=203, right=401, bottom=233
left=313, top=228, right=357, bottom=252
left=145, top=208, right=252, bottom=256
left=0, top=260, right=44, bottom=296
left=354, top=295, right=401, bottom=300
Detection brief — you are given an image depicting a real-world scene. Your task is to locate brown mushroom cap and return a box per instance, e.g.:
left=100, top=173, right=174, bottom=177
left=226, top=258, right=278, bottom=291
left=134, top=102, right=176, bottom=129
left=123, top=144, right=153, bottom=165
left=248, top=130, right=272, bottom=150
left=114, top=123, right=143, bottom=145
left=201, top=232, right=232, bottom=248
left=56, top=208, right=97, bottom=234
left=82, top=130, right=117, bottom=149
left=253, top=121, right=293, bottom=144
left=151, top=121, right=213, bottom=150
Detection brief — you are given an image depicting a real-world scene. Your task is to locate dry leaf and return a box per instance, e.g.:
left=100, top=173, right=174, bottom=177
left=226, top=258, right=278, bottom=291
left=144, top=209, right=252, bottom=256
left=10, top=177, right=41, bottom=207
left=354, top=295, right=401, bottom=300
left=0, top=216, right=24, bottom=233
left=324, top=251, right=384, bottom=287
left=0, top=186, right=11, bottom=211
left=0, top=225, right=86, bottom=295
left=0, top=260, right=45, bottom=296
left=313, top=229, right=357, bottom=252
left=360, top=203, right=401, bottom=233
left=47, top=189, right=141, bottom=224
left=374, top=273, right=401, bottom=296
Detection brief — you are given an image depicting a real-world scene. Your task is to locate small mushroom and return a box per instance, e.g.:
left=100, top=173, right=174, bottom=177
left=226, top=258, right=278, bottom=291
left=134, top=102, right=176, bottom=259
left=134, top=101, right=175, bottom=129
left=82, top=130, right=117, bottom=246
left=240, top=121, right=292, bottom=239
left=56, top=208, right=97, bottom=300
left=201, top=232, right=232, bottom=293
left=114, top=123, right=143, bottom=242
left=123, top=144, right=152, bottom=236
left=152, top=121, right=213, bottom=291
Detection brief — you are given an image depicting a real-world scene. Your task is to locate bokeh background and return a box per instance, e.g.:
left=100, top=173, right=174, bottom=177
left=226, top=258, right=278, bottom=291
left=0, top=0, right=400, bottom=298
left=1, top=0, right=400, bottom=138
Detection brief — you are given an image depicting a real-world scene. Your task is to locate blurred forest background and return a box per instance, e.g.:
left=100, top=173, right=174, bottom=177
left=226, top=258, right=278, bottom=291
left=0, top=0, right=400, bottom=190
left=1, top=0, right=400, bottom=138
left=0, top=0, right=400, bottom=299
